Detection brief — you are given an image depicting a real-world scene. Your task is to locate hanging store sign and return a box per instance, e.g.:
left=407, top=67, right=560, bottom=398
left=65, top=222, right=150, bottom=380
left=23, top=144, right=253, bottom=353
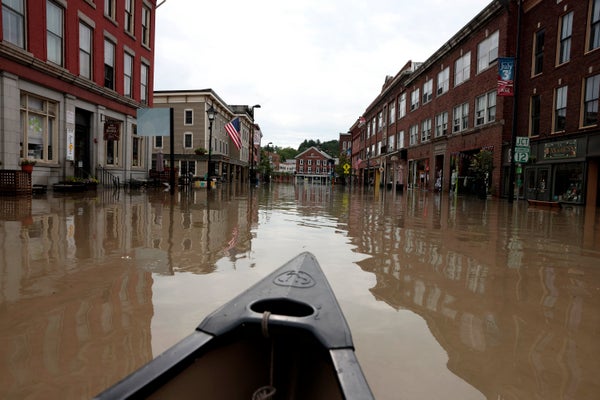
left=543, top=139, right=577, bottom=159
left=497, top=57, right=515, bottom=97
left=103, top=120, right=120, bottom=141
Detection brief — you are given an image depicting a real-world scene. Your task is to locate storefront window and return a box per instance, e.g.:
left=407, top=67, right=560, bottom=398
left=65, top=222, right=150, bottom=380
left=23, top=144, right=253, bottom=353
left=20, top=93, right=57, bottom=162
left=553, top=163, right=584, bottom=203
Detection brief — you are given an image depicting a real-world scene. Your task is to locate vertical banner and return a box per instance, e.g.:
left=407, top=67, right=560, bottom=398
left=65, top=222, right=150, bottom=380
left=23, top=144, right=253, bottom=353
left=497, top=57, right=515, bottom=96
left=66, top=127, right=75, bottom=161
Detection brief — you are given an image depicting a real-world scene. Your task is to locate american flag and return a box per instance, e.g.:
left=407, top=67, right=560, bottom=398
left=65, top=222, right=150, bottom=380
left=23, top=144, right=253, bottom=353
left=225, top=117, right=242, bottom=149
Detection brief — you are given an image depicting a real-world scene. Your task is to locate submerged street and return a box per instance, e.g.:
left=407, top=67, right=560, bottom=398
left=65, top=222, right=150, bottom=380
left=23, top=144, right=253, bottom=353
left=0, top=184, right=599, bottom=400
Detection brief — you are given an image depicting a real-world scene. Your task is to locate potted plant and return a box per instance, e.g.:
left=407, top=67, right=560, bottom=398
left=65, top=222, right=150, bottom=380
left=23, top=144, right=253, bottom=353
left=194, top=147, right=207, bottom=155
left=20, top=159, right=36, bottom=173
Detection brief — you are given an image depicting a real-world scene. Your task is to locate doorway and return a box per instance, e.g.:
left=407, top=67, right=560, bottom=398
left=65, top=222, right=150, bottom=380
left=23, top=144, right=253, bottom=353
left=75, top=109, right=92, bottom=178
left=525, top=166, right=550, bottom=201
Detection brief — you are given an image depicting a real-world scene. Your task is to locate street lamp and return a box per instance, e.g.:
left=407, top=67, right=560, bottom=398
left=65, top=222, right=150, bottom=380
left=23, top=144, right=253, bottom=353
left=206, top=105, right=216, bottom=189
left=250, top=104, right=261, bottom=184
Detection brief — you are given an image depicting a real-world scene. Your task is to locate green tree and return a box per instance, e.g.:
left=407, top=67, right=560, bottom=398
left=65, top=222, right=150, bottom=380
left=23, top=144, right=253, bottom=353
left=278, top=147, right=298, bottom=162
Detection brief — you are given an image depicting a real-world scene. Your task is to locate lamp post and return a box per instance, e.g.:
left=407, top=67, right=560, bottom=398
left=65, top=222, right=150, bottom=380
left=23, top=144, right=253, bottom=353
left=206, top=105, right=216, bottom=189
left=250, top=104, right=261, bottom=184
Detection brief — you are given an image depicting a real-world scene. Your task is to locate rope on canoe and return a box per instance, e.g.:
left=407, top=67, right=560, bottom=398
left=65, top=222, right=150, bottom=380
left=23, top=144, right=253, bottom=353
left=252, top=311, right=276, bottom=400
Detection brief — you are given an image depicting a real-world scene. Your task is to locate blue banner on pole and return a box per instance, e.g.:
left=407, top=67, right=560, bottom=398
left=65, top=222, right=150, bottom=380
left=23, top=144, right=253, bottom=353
left=137, top=108, right=171, bottom=136
left=497, top=57, right=515, bottom=97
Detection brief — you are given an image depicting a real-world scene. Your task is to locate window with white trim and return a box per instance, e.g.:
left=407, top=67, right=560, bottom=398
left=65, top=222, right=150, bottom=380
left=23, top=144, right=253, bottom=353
left=477, top=30, right=499, bottom=73
left=184, top=132, right=193, bottom=149
left=475, top=91, right=496, bottom=126
left=454, top=52, right=471, bottom=86
left=104, top=39, right=115, bottom=89
left=20, top=93, right=58, bottom=163
left=125, top=0, right=135, bottom=35
left=184, top=109, right=193, bottom=125
left=589, top=0, right=600, bottom=51
left=583, top=74, right=600, bottom=126
left=409, top=124, right=419, bottom=145
left=453, top=103, right=469, bottom=133
left=410, top=88, right=420, bottom=111
left=47, top=1, right=64, bottom=66
left=422, top=79, right=433, bottom=104
left=558, top=12, right=573, bottom=64
left=140, top=63, right=149, bottom=105
left=554, top=86, right=568, bottom=132
left=124, top=52, right=134, bottom=98
left=141, top=4, right=151, bottom=47
left=79, top=22, right=92, bottom=79
left=389, top=102, right=395, bottom=125
left=437, top=67, right=449, bottom=95
left=533, top=29, right=544, bottom=76
left=398, top=93, right=407, bottom=119
left=2, top=0, right=25, bottom=48
left=435, top=111, right=448, bottom=137
left=104, top=0, right=116, bottom=20
left=421, top=119, right=432, bottom=142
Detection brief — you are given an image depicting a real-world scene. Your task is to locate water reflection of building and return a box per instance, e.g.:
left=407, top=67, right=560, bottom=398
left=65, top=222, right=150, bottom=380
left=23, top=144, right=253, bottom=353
left=0, top=186, right=255, bottom=398
left=0, top=211, right=154, bottom=398
left=346, top=193, right=600, bottom=400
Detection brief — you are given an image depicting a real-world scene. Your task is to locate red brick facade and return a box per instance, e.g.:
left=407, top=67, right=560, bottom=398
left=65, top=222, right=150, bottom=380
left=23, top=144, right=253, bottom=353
left=349, top=0, right=600, bottom=205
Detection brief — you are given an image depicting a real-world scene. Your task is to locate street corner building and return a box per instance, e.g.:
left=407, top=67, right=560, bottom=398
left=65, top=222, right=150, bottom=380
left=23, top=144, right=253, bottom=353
left=0, top=0, right=158, bottom=187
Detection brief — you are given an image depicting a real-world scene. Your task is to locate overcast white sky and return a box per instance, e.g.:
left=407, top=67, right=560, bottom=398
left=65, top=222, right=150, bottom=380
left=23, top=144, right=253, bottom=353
left=154, top=0, right=491, bottom=149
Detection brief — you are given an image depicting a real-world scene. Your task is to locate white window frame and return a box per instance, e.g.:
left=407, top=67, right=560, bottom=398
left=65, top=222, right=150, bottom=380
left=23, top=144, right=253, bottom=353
left=140, top=63, right=149, bottom=105
left=435, top=111, right=448, bottom=137
left=398, top=93, right=407, bottom=119
left=79, top=21, right=93, bottom=79
left=422, top=79, right=433, bottom=104
left=554, top=86, right=568, bottom=132
left=389, top=102, right=396, bottom=125
left=437, top=67, right=449, bottom=96
left=46, top=1, right=64, bottom=66
left=410, top=88, right=420, bottom=111
left=421, top=119, right=432, bottom=142
left=125, top=0, right=135, bottom=35
left=453, top=103, right=469, bottom=133
left=589, top=0, right=600, bottom=52
left=558, top=11, right=573, bottom=65
left=183, top=132, right=193, bottom=149
left=141, top=4, right=151, bottom=47
left=477, top=30, right=499, bottom=73
left=409, top=124, right=419, bottom=145
left=124, top=52, right=134, bottom=98
left=583, top=74, right=600, bottom=126
left=475, top=91, right=497, bottom=126
left=104, top=39, right=115, bottom=90
left=454, top=52, right=471, bottom=86
left=184, top=109, right=193, bottom=125
left=20, top=93, right=58, bottom=163
left=2, top=0, right=25, bottom=48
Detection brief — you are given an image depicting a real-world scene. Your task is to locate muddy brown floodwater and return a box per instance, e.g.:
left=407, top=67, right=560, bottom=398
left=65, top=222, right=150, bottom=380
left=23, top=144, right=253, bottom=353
left=0, top=183, right=599, bottom=400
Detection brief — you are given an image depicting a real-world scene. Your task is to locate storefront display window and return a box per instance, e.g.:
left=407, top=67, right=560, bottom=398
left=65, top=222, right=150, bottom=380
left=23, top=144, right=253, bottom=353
left=20, top=93, right=57, bottom=162
left=553, top=163, right=584, bottom=203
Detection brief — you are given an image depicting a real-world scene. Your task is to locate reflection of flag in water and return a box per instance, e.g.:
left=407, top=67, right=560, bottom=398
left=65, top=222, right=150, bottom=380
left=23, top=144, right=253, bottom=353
left=225, top=117, right=242, bottom=149
left=225, top=226, right=239, bottom=251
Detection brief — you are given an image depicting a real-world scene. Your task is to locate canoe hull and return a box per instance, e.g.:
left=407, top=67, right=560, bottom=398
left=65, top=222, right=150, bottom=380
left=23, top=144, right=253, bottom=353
left=95, top=252, right=373, bottom=399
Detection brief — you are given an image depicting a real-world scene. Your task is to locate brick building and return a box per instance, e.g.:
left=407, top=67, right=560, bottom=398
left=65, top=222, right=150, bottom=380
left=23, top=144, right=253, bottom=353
left=352, top=1, right=511, bottom=196
left=350, top=0, right=600, bottom=205
left=517, top=0, right=600, bottom=206
left=0, top=0, right=158, bottom=186
left=294, top=146, right=334, bottom=184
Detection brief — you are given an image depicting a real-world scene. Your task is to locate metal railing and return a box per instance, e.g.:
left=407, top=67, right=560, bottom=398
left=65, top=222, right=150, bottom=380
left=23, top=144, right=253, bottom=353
left=96, top=165, right=120, bottom=188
